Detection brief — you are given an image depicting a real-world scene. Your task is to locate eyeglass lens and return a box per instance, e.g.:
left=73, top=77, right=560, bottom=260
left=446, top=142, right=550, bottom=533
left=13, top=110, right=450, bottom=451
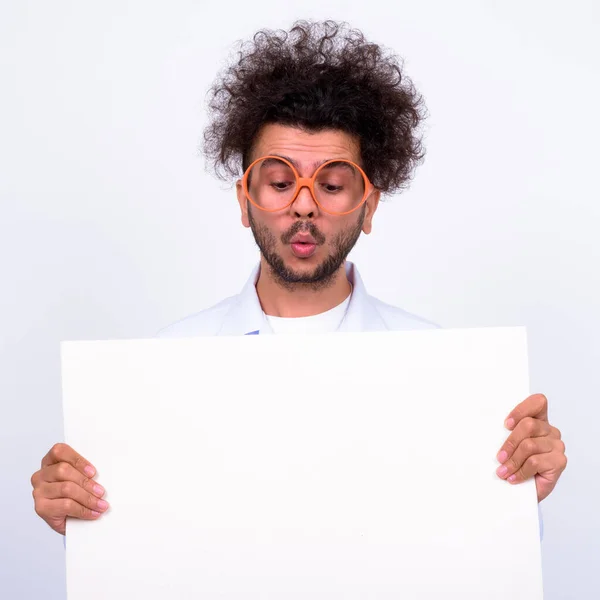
left=247, top=158, right=366, bottom=212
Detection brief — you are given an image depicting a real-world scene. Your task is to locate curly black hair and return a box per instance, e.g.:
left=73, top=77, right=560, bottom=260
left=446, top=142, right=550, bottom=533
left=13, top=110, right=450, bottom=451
left=203, top=20, right=426, bottom=195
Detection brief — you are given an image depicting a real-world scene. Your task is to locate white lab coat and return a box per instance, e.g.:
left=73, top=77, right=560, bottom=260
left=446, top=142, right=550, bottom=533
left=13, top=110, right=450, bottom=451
left=158, top=261, right=440, bottom=338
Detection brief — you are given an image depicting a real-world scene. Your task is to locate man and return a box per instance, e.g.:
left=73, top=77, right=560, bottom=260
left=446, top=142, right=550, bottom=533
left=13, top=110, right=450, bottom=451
left=31, top=20, right=566, bottom=535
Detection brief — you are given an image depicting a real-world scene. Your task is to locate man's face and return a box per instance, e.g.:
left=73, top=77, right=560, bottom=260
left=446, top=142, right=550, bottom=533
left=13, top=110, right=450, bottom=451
left=236, top=124, right=380, bottom=289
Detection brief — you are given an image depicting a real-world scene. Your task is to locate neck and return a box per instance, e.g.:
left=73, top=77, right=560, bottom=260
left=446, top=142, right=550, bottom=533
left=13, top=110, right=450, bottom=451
left=256, top=258, right=352, bottom=318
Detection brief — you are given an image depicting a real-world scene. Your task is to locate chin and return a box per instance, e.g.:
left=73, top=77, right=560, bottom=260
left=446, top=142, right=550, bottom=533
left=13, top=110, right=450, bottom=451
left=283, top=259, right=318, bottom=274
left=286, top=255, right=322, bottom=271
left=279, top=253, right=322, bottom=274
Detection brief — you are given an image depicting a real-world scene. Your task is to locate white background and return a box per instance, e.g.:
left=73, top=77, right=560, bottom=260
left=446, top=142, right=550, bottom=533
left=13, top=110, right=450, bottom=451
left=0, top=1, right=598, bottom=598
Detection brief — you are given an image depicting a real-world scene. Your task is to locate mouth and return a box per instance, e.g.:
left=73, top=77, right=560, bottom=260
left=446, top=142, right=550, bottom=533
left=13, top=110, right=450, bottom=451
left=290, top=234, right=318, bottom=258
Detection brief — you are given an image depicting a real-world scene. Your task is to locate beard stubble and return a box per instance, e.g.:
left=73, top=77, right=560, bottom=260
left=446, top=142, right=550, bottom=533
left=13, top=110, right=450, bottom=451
left=247, top=203, right=366, bottom=292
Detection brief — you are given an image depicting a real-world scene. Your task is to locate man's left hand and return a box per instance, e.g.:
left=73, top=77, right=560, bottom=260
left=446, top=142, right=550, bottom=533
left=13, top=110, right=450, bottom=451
left=496, top=393, right=567, bottom=502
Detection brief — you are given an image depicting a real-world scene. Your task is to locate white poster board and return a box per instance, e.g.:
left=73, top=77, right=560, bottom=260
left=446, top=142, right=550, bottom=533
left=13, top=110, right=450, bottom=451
left=61, top=327, right=543, bottom=599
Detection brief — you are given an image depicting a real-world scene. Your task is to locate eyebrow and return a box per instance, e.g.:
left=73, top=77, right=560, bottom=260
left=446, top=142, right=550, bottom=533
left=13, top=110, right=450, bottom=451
left=276, top=155, right=327, bottom=170
left=266, top=154, right=357, bottom=173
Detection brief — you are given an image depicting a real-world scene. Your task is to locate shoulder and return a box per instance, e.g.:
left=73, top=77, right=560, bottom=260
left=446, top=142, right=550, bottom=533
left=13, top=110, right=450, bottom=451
left=371, top=296, right=442, bottom=331
left=156, top=295, right=237, bottom=338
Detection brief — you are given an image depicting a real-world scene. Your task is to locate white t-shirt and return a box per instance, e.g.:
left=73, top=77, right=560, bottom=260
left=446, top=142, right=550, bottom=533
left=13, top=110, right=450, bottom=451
left=264, top=291, right=352, bottom=334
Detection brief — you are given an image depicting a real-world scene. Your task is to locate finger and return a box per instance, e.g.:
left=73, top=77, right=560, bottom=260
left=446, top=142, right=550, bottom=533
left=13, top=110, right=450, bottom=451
left=496, top=436, right=561, bottom=479
left=505, top=450, right=568, bottom=484
left=38, top=481, right=110, bottom=513
left=35, top=497, right=104, bottom=522
left=549, top=425, right=562, bottom=440
left=505, top=393, right=548, bottom=430
left=41, top=443, right=96, bottom=478
left=41, top=462, right=105, bottom=499
left=30, top=469, right=42, bottom=489
left=497, top=416, right=553, bottom=463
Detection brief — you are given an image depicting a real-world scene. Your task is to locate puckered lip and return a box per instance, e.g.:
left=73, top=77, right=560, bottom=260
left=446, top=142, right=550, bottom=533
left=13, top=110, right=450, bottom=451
left=290, top=233, right=317, bottom=245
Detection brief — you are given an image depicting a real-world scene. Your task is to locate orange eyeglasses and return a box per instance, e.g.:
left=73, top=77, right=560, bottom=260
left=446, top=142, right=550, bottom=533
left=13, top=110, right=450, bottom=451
left=241, top=155, right=375, bottom=216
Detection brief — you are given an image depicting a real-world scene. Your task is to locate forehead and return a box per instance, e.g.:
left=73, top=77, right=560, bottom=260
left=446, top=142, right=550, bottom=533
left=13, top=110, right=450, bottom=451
left=250, top=123, right=362, bottom=169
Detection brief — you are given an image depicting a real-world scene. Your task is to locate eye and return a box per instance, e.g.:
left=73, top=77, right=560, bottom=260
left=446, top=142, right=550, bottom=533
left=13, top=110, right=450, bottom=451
left=270, top=180, right=294, bottom=191
left=320, top=183, right=343, bottom=193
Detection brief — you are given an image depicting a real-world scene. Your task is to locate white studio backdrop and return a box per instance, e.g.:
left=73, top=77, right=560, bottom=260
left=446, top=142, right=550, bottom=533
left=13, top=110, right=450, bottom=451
left=0, top=1, right=598, bottom=599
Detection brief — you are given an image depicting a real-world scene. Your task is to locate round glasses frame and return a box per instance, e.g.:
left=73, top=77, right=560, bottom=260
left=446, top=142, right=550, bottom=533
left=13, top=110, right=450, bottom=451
left=241, top=155, right=375, bottom=216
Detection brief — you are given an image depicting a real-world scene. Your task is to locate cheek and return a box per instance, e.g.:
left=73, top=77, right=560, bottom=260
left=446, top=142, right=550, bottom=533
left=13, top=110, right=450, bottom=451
left=327, top=215, right=359, bottom=238
left=264, top=215, right=285, bottom=236
left=253, top=213, right=285, bottom=242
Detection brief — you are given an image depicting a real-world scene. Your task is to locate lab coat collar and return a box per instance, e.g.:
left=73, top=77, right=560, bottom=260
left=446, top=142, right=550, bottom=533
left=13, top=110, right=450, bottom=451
left=216, top=261, right=388, bottom=336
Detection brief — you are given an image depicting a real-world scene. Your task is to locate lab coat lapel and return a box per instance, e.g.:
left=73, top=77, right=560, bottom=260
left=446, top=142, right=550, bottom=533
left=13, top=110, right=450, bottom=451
left=338, top=262, right=388, bottom=333
left=216, top=264, right=273, bottom=336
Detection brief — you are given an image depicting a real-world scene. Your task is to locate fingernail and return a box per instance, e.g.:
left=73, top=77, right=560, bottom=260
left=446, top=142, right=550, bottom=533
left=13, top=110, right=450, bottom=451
left=97, top=500, right=109, bottom=511
left=496, top=465, right=508, bottom=477
left=84, top=466, right=96, bottom=477
left=508, top=474, right=517, bottom=483
left=505, top=418, right=515, bottom=430
left=93, top=484, right=105, bottom=497
left=497, top=450, right=508, bottom=463
left=91, top=511, right=101, bottom=518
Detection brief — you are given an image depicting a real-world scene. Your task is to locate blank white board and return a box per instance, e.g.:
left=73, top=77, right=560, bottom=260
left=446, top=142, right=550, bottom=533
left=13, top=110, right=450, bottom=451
left=62, top=327, right=543, bottom=599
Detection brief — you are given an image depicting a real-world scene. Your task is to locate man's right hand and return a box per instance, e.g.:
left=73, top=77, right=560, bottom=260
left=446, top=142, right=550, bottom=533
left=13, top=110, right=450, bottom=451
left=31, top=443, right=109, bottom=535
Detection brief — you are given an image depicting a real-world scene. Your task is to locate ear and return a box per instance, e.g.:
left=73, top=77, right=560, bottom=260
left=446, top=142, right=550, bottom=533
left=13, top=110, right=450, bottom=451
left=361, top=188, right=381, bottom=235
left=236, top=179, right=250, bottom=228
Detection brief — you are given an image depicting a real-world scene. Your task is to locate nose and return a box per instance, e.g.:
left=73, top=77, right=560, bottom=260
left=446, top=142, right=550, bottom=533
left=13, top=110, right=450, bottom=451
left=290, top=183, right=319, bottom=219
